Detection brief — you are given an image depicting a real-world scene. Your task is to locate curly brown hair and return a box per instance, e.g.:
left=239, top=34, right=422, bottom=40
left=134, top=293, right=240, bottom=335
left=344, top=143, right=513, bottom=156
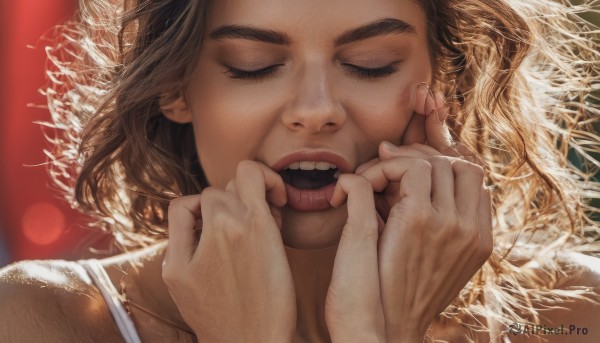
left=44, top=0, right=600, bottom=335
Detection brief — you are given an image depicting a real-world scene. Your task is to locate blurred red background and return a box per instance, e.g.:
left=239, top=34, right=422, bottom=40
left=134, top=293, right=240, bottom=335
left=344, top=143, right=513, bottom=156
left=0, top=0, right=110, bottom=266
left=1, top=2, right=598, bottom=268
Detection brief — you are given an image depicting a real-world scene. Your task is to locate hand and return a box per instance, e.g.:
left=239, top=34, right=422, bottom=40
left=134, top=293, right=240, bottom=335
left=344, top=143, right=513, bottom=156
left=356, top=84, right=494, bottom=341
left=162, top=161, right=296, bottom=343
left=324, top=174, right=387, bottom=343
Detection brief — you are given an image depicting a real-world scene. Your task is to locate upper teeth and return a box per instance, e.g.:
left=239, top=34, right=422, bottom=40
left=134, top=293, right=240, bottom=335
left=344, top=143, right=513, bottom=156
left=287, top=161, right=338, bottom=170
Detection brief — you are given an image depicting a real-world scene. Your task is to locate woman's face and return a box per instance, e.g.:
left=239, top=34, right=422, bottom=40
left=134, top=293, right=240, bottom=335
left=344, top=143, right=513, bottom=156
left=184, top=0, right=432, bottom=249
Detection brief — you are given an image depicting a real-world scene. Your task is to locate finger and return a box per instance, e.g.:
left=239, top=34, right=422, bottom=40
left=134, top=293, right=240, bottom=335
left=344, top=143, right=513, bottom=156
left=355, top=157, right=380, bottom=175
left=329, top=174, right=382, bottom=287
left=358, top=157, right=431, bottom=204
left=402, top=113, right=427, bottom=145
left=429, top=157, right=455, bottom=211
left=235, top=160, right=287, bottom=209
left=166, top=195, right=203, bottom=265
left=414, top=82, right=431, bottom=115
left=425, top=91, right=454, bottom=152
left=330, top=174, right=379, bottom=238
left=329, top=174, right=385, bottom=327
left=225, top=179, right=238, bottom=195
left=379, top=142, right=437, bottom=160
left=453, top=160, right=485, bottom=219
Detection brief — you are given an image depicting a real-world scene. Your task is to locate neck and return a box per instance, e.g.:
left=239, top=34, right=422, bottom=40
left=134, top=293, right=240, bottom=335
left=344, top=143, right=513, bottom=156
left=104, top=242, right=194, bottom=335
left=104, top=241, right=340, bottom=341
left=284, top=243, right=339, bottom=341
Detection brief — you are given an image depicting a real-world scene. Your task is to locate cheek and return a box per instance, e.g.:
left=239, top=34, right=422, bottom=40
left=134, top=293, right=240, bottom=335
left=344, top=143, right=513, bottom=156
left=188, top=79, right=277, bottom=188
left=348, top=81, right=416, bottom=142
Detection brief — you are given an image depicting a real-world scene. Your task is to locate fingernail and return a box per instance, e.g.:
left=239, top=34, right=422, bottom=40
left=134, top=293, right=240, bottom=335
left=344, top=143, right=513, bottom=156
left=381, top=140, right=398, bottom=152
left=355, top=164, right=368, bottom=174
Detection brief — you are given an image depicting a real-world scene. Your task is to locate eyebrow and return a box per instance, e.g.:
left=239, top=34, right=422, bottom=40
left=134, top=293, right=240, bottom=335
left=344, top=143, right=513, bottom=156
left=209, top=18, right=417, bottom=46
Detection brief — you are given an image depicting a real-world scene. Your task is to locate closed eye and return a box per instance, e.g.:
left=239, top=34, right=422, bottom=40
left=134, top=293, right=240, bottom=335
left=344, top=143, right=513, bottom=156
left=342, top=62, right=400, bottom=79
left=225, top=64, right=284, bottom=80
left=225, top=61, right=400, bottom=80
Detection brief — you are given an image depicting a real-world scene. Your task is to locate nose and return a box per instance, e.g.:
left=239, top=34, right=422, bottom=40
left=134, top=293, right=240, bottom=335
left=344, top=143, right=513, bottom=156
left=281, top=64, right=346, bottom=133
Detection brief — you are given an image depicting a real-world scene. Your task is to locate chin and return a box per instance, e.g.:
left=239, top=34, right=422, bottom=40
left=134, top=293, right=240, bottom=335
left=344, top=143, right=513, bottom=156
left=279, top=206, right=346, bottom=249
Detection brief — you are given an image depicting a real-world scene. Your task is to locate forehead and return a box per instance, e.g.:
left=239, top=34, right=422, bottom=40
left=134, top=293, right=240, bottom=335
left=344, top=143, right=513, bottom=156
left=205, top=0, right=426, bottom=40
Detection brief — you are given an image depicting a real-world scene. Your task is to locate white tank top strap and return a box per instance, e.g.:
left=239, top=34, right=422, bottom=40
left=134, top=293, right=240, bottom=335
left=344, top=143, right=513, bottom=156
left=78, top=259, right=142, bottom=343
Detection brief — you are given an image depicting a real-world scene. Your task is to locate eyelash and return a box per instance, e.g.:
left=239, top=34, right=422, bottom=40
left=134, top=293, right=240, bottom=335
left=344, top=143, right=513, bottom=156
left=226, top=65, right=283, bottom=80
left=343, top=63, right=399, bottom=79
left=225, top=63, right=399, bottom=80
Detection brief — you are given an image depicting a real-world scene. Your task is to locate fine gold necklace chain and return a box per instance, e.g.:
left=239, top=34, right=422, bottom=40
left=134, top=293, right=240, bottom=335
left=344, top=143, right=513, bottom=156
left=120, top=282, right=197, bottom=337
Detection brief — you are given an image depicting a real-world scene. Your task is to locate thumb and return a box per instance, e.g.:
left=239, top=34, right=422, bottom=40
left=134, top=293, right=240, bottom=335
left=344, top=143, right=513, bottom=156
left=424, top=91, right=456, bottom=154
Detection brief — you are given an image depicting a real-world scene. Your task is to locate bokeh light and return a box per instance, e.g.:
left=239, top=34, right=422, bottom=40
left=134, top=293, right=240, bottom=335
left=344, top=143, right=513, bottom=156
left=21, top=202, right=66, bottom=246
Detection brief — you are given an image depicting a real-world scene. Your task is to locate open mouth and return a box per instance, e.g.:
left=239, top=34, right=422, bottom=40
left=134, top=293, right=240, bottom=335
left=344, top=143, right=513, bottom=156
left=271, top=153, right=350, bottom=211
left=280, top=168, right=339, bottom=190
left=278, top=162, right=340, bottom=190
left=276, top=161, right=341, bottom=211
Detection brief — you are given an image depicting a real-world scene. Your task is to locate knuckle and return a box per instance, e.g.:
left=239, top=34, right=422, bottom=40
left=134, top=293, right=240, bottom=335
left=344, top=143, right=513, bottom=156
left=168, top=195, right=199, bottom=217
left=430, top=156, right=452, bottom=170
left=200, top=188, right=226, bottom=211
left=223, top=224, right=245, bottom=243
left=416, top=206, right=433, bottom=222
left=210, top=211, right=246, bottom=241
left=200, top=186, right=221, bottom=198
left=455, top=160, right=485, bottom=178
left=440, top=213, right=460, bottom=231
left=168, top=196, right=187, bottom=212
left=212, top=209, right=239, bottom=229
left=468, top=163, right=485, bottom=177
left=413, top=159, right=433, bottom=173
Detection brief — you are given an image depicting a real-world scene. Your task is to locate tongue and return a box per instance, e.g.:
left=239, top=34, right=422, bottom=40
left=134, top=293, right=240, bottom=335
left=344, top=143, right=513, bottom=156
left=284, top=169, right=336, bottom=190
left=290, top=174, right=324, bottom=189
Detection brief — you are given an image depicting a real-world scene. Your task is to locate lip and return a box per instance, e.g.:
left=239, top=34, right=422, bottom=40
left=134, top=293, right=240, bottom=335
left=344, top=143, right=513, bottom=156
left=284, top=182, right=336, bottom=211
left=271, top=150, right=353, bottom=173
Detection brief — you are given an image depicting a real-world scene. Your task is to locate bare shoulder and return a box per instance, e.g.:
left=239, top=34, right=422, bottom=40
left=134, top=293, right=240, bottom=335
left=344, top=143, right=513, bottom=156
left=0, top=259, right=124, bottom=343
left=509, top=252, right=600, bottom=343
